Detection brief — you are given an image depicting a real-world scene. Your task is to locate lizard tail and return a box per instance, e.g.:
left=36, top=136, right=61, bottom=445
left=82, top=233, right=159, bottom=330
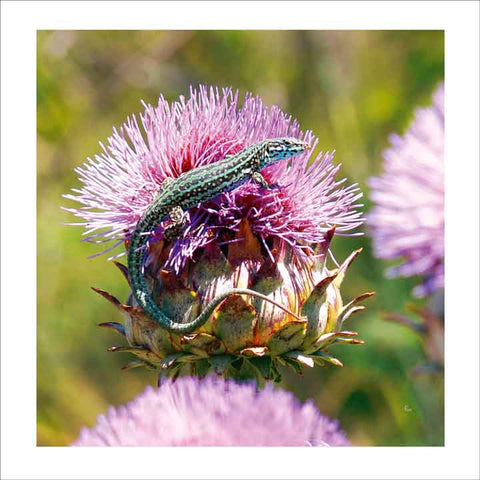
left=154, top=287, right=303, bottom=334
left=129, top=231, right=303, bottom=334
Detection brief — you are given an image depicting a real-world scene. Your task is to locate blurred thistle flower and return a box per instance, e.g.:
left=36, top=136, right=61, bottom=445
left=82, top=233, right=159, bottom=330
left=65, top=85, right=372, bottom=382
left=367, top=83, right=444, bottom=298
left=72, top=376, right=350, bottom=446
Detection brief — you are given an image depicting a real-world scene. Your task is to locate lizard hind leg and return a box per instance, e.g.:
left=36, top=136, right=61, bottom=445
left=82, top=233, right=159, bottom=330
left=252, top=171, right=281, bottom=190
left=251, top=171, right=270, bottom=188
left=164, top=205, right=188, bottom=241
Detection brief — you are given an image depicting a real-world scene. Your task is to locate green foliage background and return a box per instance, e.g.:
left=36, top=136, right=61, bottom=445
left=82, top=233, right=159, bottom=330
left=37, top=30, right=444, bottom=446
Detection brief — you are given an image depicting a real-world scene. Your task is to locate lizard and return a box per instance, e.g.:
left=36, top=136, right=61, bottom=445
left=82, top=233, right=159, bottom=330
left=127, top=137, right=311, bottom=334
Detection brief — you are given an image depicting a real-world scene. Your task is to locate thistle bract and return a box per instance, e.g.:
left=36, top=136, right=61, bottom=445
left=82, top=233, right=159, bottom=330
left=98, top=224, right=372, bottom=383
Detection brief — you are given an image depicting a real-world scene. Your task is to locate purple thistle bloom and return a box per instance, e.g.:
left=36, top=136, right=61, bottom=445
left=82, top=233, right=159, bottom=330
left=64, top=85, right=363, bottom=274
left=367, top=83, right=444, bottom=297
left=72, top=376, right=350, bottom=446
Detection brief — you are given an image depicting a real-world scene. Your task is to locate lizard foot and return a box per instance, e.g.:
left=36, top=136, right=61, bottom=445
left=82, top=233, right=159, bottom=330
left=164, top=206, right=188, bottom=241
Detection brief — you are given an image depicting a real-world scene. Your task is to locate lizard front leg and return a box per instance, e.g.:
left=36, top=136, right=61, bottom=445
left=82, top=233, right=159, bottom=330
left=164, top=205, right=188, bottom=241
left=251, top=143, right=278, bottom=189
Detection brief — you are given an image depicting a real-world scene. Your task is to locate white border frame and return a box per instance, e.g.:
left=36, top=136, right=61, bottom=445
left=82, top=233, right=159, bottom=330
left=2, top=1, right=479, bottom=479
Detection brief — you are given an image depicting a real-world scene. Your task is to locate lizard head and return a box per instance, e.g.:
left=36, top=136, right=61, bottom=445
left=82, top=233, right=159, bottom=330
left=260, top=137, right=311, bottom=168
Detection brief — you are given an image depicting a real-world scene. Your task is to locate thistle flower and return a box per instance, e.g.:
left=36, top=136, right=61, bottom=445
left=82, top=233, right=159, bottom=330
left=65, top=86, right=372, bottom=381
left=64, top=85, right=363, bottom=271
left=72, top=376, right=350, bottom=446
left=367, top=83, right=444, bottom=297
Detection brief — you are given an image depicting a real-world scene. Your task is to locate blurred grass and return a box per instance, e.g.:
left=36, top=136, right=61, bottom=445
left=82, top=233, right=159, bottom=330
left=37, top=30, right=444, bottom=446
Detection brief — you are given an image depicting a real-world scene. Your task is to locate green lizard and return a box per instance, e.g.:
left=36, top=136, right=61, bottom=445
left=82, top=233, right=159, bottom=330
left=128, top=137, right=310, bottom=333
